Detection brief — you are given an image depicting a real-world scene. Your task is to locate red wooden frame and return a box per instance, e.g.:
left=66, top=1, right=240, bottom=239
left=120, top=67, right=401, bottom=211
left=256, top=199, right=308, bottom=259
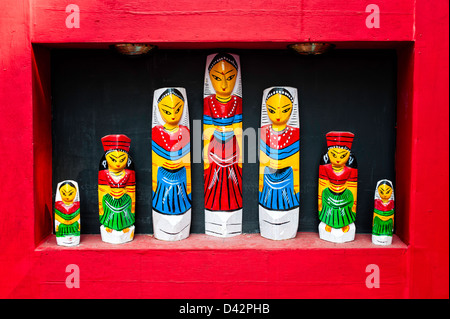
left=0, top=0, right=448, bottom=299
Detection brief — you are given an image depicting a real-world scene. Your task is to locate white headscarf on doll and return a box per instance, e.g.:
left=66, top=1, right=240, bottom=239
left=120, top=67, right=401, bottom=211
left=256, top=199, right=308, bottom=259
left=260, top=86, right=299, bottom=129
left=374, top=179, right=395, bottom=202
left=55, top=180, right=80, bottom=203
left=152, top=87, right=190, bottom=129
left=203, top=52, right=242, bottom=98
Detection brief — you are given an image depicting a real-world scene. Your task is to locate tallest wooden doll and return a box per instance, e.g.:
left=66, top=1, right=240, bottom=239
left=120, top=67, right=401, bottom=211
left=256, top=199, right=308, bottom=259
left=203, top=53, right=243, bottom=237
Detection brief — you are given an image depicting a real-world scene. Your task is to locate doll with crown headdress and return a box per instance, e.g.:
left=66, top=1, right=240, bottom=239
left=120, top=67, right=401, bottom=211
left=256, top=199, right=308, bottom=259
left=372, top=179, right=395, bottom=245
left=258, top=87, right=300, bottom=240
left=203, top=52, right=243, bottom=237
left=318, top=131, right=358, bottom=243
left=151, top=87, right=192, bottom=241
left=98, top=134, right=136, bottom=244
left=54, top=180, right=81, bottom=246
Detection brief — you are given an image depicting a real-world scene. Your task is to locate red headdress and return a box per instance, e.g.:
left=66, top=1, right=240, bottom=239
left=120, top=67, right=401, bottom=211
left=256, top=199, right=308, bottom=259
left=326, top=131, right=354, bottom=150
left=101, top=134, right=131, bottom=153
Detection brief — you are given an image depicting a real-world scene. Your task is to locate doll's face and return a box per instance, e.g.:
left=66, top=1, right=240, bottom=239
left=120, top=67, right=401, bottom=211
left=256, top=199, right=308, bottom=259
left=209, top=60, right=237, bottom=98
left=327, top=147, right=350, bottom=166
left=60, top=184, right=77, bottom=204
left=266, top=93, right=293, bottom=126
left=106, top=150, right=128, bottom=171
left=158, top=94, right=184, bottom=126
left=378, top=184, right=393, bottom=201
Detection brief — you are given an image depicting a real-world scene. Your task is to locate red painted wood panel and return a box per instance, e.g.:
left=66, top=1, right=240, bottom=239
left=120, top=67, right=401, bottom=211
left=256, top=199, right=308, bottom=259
left=33, top=234, right=408, bottom=299
left=31, top=0, right=414, bottom=45
left=32, top=45, right=53, bottom=246
left=407, top=0, right=449, bottom=298
left=0, top=0, right=35, bottom=298
left=395, top=43, right=414, bottom=244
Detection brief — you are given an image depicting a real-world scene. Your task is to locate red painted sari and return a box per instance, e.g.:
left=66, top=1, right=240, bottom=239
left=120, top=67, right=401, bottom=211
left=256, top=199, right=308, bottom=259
left=204, top=95, right=243, bottom=212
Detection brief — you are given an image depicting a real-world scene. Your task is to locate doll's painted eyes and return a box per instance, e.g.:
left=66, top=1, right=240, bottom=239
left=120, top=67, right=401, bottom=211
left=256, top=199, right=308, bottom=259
left=226, top=74, right=235, bottom=81
left=282, top=107, right=291, bottom=113
left=175, top=106, right=182, bottom=114
left=162, top=109, right=172, bottom=115
left=379, top=187, right=392, bottom=196
left=211, top=74, right=235, bottom=81
left=268, top=108, right=276, bottom=114
left=331, top=151, right=348, bottom=159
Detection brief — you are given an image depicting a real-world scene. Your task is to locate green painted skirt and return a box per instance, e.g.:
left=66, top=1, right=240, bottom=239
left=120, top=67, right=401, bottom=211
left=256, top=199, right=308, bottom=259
left=318, top=188, right=355, bottom=228
left=55, top=208, right=80, bottom=238
left=56, top=223, right=80, bottom=237
left=372, top=209, right=394, bottom=236
left=100, top=193, right=135, bottom=231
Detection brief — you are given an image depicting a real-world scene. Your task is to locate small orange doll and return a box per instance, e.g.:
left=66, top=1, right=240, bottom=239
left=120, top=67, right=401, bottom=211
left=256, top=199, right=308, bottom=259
left=54, top=180, right=80, bottom=246
left=318, top=131, right=358, bottom=243
left=372, top=179, right=395, bottom=245
left=98, top=134, right=136, bottom=244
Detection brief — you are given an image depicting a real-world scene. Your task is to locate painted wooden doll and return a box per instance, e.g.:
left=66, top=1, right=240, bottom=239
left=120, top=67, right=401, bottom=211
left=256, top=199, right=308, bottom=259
left=54, top=180, right=80, bottom=246
left=372, top=179, right=395, bottom=245
left=151, top=87, right=192, bottom=241
left=203, top=52, right=243, bottom=237
left=259, top=87, right=300, bottom=240
left=318, top=131, right=358, bottom=243
left=98, top=134, right=136, bottom=244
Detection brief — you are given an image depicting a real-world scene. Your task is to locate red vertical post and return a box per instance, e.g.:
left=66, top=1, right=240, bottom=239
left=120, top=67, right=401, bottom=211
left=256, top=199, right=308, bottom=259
left=0, top=0, right=37, bottom=297
left=408, top=0, right=449, bottom=298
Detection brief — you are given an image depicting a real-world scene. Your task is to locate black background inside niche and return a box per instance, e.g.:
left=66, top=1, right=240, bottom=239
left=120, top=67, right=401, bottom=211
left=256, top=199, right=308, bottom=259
left=51, top=48, right=397, bottom=234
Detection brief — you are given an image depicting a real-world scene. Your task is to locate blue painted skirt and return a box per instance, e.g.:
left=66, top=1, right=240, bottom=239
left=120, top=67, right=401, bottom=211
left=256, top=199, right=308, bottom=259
left=259, top=166, right=299, bottom=211
left=152, top=166, right=191, bottom=215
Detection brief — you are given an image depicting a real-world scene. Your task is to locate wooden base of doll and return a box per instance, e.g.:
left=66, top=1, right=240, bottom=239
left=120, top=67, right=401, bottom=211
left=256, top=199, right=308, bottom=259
left=152, top=209, right=191, bottom=241
left=372, top=234, right=393, bottom=246
left=259, top=206, right=299, bottom=240
left=100, top=225, right=135, bottom=244
left=318, top=222, right=355, bottom=243
left=205, top=209, right=242, bottom=238
left=56, top=235, right=80, bottom=247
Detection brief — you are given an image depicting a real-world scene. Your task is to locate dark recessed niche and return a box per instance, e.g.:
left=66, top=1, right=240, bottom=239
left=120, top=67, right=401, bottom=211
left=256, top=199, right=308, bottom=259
left=51, top=48, right=396, bottom=234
